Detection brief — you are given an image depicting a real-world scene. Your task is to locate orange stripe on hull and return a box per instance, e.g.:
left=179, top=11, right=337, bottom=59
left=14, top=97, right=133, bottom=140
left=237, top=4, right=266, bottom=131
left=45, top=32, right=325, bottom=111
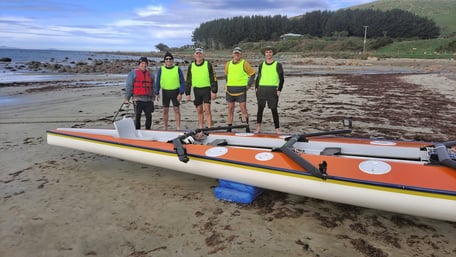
left=48, top=129, right=456, bottom=195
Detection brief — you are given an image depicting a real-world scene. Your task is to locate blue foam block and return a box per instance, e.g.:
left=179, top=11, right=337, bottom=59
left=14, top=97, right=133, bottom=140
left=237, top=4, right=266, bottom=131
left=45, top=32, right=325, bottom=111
left=218, top=179, right=263, bottom=195
left=214, top=186, right=264, bottom=204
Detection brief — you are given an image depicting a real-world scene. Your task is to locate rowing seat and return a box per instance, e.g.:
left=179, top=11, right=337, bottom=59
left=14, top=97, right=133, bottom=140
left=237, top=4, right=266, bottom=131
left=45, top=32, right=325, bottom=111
left=114, top=118, right=138, bottom=139
left=320, top=147, right=341, bottom=156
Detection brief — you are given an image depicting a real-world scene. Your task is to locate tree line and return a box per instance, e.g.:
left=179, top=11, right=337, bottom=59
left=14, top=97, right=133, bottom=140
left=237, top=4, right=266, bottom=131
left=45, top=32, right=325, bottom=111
left=192, top=9, right=440, bottom=49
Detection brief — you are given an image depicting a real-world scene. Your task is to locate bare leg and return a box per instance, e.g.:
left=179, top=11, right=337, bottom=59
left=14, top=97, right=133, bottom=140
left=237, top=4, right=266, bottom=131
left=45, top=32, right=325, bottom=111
left=173, top=106, right=180, bottom=130
left=203, top=103, right=212, bottom=128
left=239, top=101, right=250, bottom=132
left=239, top=101, right=248, bottom=123
left=227, top=101, right=235, bottom=125
left=163, top=107, right=169, bottom=131
left=196, top=104, right=204, bottom=129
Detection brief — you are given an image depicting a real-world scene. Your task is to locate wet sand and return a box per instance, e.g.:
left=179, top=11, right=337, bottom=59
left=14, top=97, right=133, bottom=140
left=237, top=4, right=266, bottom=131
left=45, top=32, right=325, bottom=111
left=0, top=58, right=455, bottom=257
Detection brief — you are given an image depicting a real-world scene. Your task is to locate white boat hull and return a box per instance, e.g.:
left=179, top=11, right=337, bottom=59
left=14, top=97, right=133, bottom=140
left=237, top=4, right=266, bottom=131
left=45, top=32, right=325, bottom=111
left=47, top=131, right=456, bottom=222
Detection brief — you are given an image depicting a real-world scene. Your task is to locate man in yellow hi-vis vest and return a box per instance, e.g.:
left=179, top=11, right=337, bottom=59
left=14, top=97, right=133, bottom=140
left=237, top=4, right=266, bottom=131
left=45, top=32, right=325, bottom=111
left=254, top=46, right=284, bottom=134
left=185, top=48, right=218, bottom=129
left=155, top=52, right=185, bottom=130
left=224, top=47, right=255, bottom=132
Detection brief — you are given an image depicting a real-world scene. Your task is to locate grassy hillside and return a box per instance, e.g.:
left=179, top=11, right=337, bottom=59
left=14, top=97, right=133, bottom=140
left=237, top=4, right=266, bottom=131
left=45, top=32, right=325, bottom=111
left=351, top=0, right=456, bottom=37
left=168, top=0, right=455, bottom=59
left=375, top=38, right=455, bottom=58
left=234, top=37, right=454, bottom=59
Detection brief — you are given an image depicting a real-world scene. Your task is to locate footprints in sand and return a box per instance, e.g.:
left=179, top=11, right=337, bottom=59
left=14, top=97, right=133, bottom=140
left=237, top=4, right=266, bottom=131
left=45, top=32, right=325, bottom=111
left=1, top=161, right=56, bottom=199
left=23, top=136, right=44, bottom=145
left=0, top=153, right=93, bottom=200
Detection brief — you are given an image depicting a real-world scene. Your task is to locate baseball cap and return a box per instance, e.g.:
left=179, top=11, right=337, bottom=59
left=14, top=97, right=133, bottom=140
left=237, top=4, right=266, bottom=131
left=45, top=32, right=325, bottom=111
left=194, top=48, right=204, bottom=53
left=138, top=57, right=148, bottom=64
left=233, top=47, right=242, bottom=54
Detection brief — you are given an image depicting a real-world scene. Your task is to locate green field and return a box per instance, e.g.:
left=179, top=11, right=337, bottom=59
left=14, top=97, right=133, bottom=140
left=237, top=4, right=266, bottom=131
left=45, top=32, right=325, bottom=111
left=375, top=37, right=455, bottom=58
left=352, top=0, right=456, bottom=37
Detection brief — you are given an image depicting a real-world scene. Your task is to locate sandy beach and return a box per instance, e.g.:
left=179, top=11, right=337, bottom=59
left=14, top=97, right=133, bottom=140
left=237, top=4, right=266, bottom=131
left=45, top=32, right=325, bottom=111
left=1, top=57, right=455, bottom=257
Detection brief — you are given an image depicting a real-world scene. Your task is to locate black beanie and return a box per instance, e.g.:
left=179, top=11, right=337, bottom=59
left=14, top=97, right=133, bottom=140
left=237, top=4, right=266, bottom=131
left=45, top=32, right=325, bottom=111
left=164, top=52, right=174, bottom=60
left=138, top=56, right=148, bottom=64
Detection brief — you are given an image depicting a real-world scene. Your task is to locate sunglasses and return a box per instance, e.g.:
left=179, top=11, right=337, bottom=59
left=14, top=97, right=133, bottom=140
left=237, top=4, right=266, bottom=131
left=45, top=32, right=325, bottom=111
left=165, top=58, right=173, bottom=60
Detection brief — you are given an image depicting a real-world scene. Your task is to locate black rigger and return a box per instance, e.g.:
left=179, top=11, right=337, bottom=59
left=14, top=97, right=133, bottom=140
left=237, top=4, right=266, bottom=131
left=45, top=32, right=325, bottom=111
left=171, top=124, right=249, bottom=163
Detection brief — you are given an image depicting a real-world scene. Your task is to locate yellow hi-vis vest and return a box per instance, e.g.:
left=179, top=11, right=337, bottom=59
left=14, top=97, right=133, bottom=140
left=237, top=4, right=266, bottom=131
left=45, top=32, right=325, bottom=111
left=227, top=59, right=248, bottom=87
left=160, top=66, right=180, bottom=90
left=258, top=61, right=279, bottom=86
left=191, top=60, right=210, bottom=88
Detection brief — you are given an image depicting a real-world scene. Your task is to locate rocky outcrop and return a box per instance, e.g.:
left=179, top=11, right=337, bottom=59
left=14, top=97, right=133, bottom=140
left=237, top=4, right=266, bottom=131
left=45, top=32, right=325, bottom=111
left=16, top=58, right=196, bottom=74
left=0, top=57, right=12, bottom=62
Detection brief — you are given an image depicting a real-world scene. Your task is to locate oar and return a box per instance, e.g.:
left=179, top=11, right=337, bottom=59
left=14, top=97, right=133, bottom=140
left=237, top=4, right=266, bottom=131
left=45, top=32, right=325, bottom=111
left=112, top=102, right=131, bottom=123
left=111, top=102, right=125, bottom=123
left=285, top=129, right=352, bottom=142
left=194, top=124, right=249, bottom=134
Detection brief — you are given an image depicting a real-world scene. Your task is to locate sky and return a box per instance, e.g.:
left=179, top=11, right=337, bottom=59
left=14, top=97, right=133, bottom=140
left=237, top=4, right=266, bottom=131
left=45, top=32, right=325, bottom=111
left=0, top=0, right=375, bottom=52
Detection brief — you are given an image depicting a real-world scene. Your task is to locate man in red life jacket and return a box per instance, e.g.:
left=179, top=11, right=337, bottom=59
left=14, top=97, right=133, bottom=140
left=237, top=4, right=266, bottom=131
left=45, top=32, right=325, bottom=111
left=124, top=57, right=155, bottom=129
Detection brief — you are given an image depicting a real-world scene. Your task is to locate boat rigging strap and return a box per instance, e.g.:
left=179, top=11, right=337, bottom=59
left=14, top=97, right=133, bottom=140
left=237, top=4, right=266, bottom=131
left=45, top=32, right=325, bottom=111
left=278, top=134, right=328, bottom=180
left=285, top=129, right=352, bottom=142
left=433, top=141, right=456, bottom=170
left=173, top=137, right=190, bottom=163
left=171, top=124, right=249, bottom=163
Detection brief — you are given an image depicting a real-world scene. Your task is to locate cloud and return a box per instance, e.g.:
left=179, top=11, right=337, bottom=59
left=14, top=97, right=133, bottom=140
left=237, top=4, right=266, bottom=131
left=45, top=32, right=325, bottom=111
left=0, top=0, right=375, bottom=51
left=176, top=0, right=329, bottom=13
left=136, top=5, right=164, bottom=17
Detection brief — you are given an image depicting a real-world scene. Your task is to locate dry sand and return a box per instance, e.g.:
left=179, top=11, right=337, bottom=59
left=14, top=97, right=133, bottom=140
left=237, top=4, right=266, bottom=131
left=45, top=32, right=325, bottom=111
left=1, top=58, right=455, bottom=257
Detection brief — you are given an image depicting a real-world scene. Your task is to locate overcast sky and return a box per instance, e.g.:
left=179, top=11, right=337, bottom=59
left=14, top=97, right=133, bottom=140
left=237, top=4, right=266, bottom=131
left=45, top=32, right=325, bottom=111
left=0, top=0, right=375, bottom=51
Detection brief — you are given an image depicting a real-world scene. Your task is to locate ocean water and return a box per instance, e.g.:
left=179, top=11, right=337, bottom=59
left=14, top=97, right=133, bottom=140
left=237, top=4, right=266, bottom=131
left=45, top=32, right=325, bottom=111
left=0, top=48, right=140, bottom=64
left=0, top=48, right=154, bottom=83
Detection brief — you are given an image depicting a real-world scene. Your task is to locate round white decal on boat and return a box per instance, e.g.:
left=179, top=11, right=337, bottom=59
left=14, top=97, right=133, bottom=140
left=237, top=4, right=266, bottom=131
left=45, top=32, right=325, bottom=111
left=359, top=160, right=392, bottom=174
left=205, top=147, right=228, bottom=157
left=255, top=152, right=274, bottom=161
left=370, top=141, right=396, bottom=146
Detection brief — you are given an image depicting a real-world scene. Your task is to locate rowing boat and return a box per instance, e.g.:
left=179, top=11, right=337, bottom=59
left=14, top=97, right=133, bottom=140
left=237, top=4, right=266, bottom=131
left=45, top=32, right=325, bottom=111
left=46, top=118, right=456, bottom=221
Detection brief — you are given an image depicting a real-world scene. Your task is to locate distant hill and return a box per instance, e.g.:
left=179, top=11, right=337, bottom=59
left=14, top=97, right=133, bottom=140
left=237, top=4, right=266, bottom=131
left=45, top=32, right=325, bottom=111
left=349, top=0, right=456, bottom=37
left=0, top=46, right=19, bottom=49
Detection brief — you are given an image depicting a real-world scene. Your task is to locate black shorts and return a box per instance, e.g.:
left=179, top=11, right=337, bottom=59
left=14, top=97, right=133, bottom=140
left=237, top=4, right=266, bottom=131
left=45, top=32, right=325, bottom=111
left=226, top=86, right=247, bottom=103
left=162, top=89, right=180, bottom=107
left=193, top=87, right=211, bottom=106
left=256, top=87, right=278, bottom=109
